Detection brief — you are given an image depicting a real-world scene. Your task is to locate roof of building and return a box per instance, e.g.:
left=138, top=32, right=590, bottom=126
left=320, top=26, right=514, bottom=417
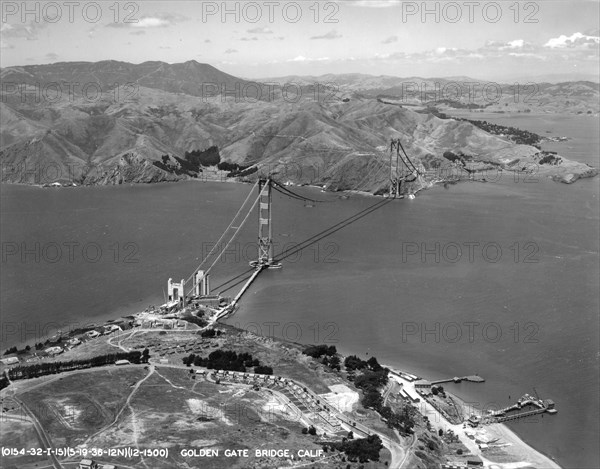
left=414, top=379, right=432, bottom=387
left=0, top=357, right=19, bottom=364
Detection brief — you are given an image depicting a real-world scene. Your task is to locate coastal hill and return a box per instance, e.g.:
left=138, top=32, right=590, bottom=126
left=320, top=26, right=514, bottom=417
left=0, top=61, right=597, bottom=189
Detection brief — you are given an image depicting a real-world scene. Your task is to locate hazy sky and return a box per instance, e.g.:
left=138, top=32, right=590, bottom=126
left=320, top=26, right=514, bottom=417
left=1, top=0, right=598, bottom=80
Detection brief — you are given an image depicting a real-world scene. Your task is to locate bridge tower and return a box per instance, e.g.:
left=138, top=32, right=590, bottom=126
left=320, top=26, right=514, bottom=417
left=167, top=278, right=186, bottom=307
left=194, top=270, right=210, bottom=297
left=389, top=139, right=401, bottom=198
left=251, top=178, right=281, bottom=269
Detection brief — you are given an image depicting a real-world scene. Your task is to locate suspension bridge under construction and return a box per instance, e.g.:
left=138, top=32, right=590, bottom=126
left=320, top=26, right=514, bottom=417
left=165, top=139, right=423, bottom=318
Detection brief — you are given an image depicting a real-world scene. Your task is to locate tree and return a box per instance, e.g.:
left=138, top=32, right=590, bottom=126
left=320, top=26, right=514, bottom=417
left=254, top=365, right=273, bottom=375
left=329, top=355, right=341, bottom=371
left=308, top=425, right=317, bottom=435
left=344, top=355, right=367, bottom=371
left=347, top=431, right=354, bottom=439
left=366, top=356, right=382, bottom=372
left=361, top=389, right=383, bottom=410
left=302, top=427, right=308, bottom=434
left=303, top=344, right=337, bottom=359
left=142, top=348, right=150, bottom=363
left=438, top=429, right=444, bottom=437
left=336, top=434, right=383, bottom=463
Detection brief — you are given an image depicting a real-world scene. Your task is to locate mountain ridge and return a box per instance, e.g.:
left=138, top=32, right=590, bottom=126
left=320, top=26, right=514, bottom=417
left=1, top=61, right=597, bottom=190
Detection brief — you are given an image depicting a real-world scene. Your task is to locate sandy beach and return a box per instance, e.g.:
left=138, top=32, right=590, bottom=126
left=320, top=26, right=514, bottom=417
left=450, top=391, right=562, bottom=469
left=483, top=423, right=561, bottom=469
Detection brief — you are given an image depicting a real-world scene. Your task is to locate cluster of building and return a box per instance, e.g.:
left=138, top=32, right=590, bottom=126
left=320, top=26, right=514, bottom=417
left=205, top=369, right=344, bottom=435
left=441, top=461, right=483, bottom=468
left=0, top=323, right=128, bottom=368
left=132, top=315, right=187, bottom=329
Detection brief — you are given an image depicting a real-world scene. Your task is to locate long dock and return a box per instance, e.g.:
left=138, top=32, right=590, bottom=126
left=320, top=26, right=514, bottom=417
left=431, top=375, right=485, bottom=385
left=494, top=408, right=548, bottom=422
left=485, top=393, right=557, bottom=424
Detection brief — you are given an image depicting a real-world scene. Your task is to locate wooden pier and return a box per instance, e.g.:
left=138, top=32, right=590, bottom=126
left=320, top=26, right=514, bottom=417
left=431, top=375, right=485, bottom=385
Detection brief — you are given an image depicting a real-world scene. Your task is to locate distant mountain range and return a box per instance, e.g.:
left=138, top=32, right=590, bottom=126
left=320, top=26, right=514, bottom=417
left=258, top=72, right=600, bottom=114
left=0, top=61, right=597, bottom=189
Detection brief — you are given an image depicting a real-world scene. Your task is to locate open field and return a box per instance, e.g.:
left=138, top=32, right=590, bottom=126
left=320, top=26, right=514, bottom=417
left=6, top=364, right=391, bottom=468
left=18, top=367, right=148, bottom=448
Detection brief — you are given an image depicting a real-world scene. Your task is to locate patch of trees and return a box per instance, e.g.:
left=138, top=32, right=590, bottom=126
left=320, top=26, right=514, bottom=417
left=416, top=107, right=451, bottom=119
left=361, top=389, right=384, bottom=409
left=459, top=118, right=542, bottom=147
left=354, top=369, right=388, bottom=390
left=344, top=355, right=383, bottom=373
left=254, top=365, right=273, bottom=375
left=380, top=404, right=416, bottom=434
left=345, top=355, right=415, bottom=434
left=200, top=329, right=222, bottom=338
left=153, top=146, right=222, bottom=177
left=427, top=99, right=488, bottom=110
left=217, top=161, right=255, bottom=178
left=303, top=345, right=340, bottom=371
left=303, top=344, right=337, bottom=359
left=442, top=150, right=473, bottom=166
left=0, top=375, right=9, bottom=390
left=3, top=345, right=33, bottom=355
left=182, top=349, right=260, bottom=372
left=153, top=155, right=197, bottom=177
left=185, top=146, right=221, bottom=167
left=331, top=434, right=383, bottom=463
left=142, top=348, right=150, bottom=364
left=218, top=160, right=258, bottom=178
left=354, top=369, right=389, bottom=411
left=538, top=152, right=562, bottom=165
left=6, top=351, right=142, bottom=380
left=322, top=355, right=341, bottom=371
left=344, top=355, right=367, bottom=371
left=302, top=425, right=317, bottom=435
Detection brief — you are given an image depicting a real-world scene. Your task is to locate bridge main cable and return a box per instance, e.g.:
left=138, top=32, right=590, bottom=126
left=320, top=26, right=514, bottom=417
left=185, top=180, right=265, bottom=298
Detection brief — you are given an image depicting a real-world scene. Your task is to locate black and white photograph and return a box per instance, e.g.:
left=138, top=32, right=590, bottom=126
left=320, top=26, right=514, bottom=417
left=0, top=1, right=598, bottom=468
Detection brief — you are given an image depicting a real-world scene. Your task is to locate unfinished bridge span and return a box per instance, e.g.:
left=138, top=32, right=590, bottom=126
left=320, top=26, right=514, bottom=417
left=166, top=139, right=410, bottom=314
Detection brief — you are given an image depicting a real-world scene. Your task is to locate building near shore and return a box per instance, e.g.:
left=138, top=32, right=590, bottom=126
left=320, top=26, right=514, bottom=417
left=414, top=379, right=432, bottom=389
left=44, top=346, right=63, bottom=356
left=0, top=357, right=19, bottom=365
